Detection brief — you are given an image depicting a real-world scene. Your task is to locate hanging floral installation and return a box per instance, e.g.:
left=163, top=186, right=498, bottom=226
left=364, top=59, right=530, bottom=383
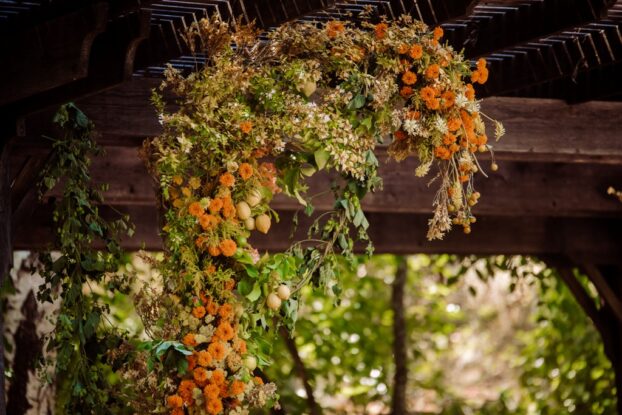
left=133, top=14, right=504, bottom=414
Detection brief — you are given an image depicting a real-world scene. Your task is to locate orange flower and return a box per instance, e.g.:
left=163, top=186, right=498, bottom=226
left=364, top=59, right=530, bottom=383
left=182, top=333, right=197, bottom=347
left=209, top=198, right=223, bottom=214
left=178, top=379, right=196, bottom=404
left=409, top=44, right=423, bottom=59
left=442, top=133, right=457, bottom=145
left=477, top=58, right=487, bottom=69
left=450, top=143, right=460, bottom=153
left=193, top=367, right=209, bottom=385
left=326, top=21, right=345, bottom=38
left=218, top=303, right=233, bottom=319
left=224, top=279, right=236, bottom=290
left=208, top=341, right=227, bottom=360
left=465, top=83, right=475, bottom=100
left=219, top=239, right=237, bottom=257
left=420, top=86, right=436, bottom=101
left=471, top=69, right=480, bottom=83
left=477, top=67, right=489, bottom=84
left=171, top=409, right=184, bottom=415
left=460, top=174, right=469, bottom=183
left=240, top=121, right=253, bottom=134
left=195, top=236, right=206, bottom=248
left=192, top=306, right=206, bottom=319
left=207, top=301, right=219, bottom=316
left=200, top=214, right=219, bottom=231
left=188, top=201, right=203, bottom=217
left=434, top=146, right=451, bottom=160
left=401, top=70, right=417, bottom=85
left=206, top=397, right=223, bottom=415
left=425, top=97, right=440, bottom=110
left=406, top=110, right=421, bottom=120
left=204, top=383, right=220, bottom=399
left=167, top=395, right=183, bottom=408
left=172, top=175, right=183, bottom=186
left=230, top=380, right=246, bottom=395
left=197, top=350, right=213, bottom=367
left=397, top=43, right=409, bottom=54
left=211, top=368, right=226, bottom=385
left=222, top=204, right=236, bottom=219
left=187, top=353, right=197, bottom=371
left=394, top=130, right=407, bottom=141
left=441, top=90, right=455, bottom=109
left=215, top=322, right=235, bottom=341
left=253, top=376, right=264, bottom=385
left=238, top=163, right=253, bottom=180
left=425, top=64, right=440, bottom=79
left=399, top=86, right=413, bottom=98
left=447, top=117, right=461, bottom=131
left=235, top=339, right=247, bottom=354
left=374, top=22, right=388, bottom=39
left=433, top=26, right=444, bottom=41
left=204, top=265, right=216, bottom=275
left=208, top=245, right=221, bottom=257
left=219, top=173, right=235, bottom=187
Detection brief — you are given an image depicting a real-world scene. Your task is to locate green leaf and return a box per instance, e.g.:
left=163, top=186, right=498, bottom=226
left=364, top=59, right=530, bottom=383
left=314, top=149, right=330, bottom=170
left=348, top=94, right=366, bottom=109
left=246, top=283, right=262, bottom=302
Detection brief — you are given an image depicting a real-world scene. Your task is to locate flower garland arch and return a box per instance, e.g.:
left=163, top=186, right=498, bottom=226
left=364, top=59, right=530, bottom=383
left=136, top=15, right=504, bottom=415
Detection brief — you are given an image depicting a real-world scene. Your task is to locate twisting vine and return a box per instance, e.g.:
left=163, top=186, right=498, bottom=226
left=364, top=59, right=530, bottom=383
left=37, top=103, right=134, bottom=414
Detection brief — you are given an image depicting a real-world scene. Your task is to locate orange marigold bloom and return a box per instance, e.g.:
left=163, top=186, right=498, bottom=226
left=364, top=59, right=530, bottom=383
left=204, top=383, right=220, bottom=399
left=240, top=121, right=253, bottom=134
left=193, top=367, right=209, bottom=385
left=224, top=279, right=236, bottom=290
left=197, top=350, right=213, bottom=367
left=195, top=235, right=206, bottom=248
left=211, top=368, right=226, bottom=385
left=171, top=409, right=184, bottom=415
left=447, top=117, right=461, bottom=132
left=477, top=57, right=487, bottom=69
left=238, top=163, right=253, bottom=180
left=188, top=201, right=203, bottom=217
left=218, top=303, right=233, bottom=319
left=216, top=322, right=235, bottom=341
left=200, top=214, right=219, bottom=231
left=394, top=130, right=407, bottom=141
left=406, top=110, right=421, bottom=120
left=401, top=70, right=417, bottom=85
left=477, top=67, right=489, bottom=84
left=471, top=69, right=480, bottom=83
left=219, top=239, right=237, bottom=257
left=222, top=204, right=236, bottom=219
left=253, top=376, right=264, bottom=385
left=425, top=97, right=440, bottom=110
left=460, top=174, right=470, bottom=183
left=209, top=198, right=223, bottom=214
left=178, top=379, right=196, bottom=404
left=450, top=143, right=460, bottom=153
left=208, top=245, right=221, bottom=257
left=235, top=339, right=247, bottom=354
left=442, top=133, right=457, bottom=145
left=167, top=395, right=183, bottom=408
left=207, top=301, right=219, bottom=316
left=326, top=21, right=345, bottom=38
left=409, top=44, right=423, bottom=59
left=192, top=306, right=206, bottom=319
left=187, top=353, right=197, bottom=371
left=433, top=26, right=444, bottom=40
left=397, top=43, right=409, bottom=54
left=219, top=173, right=235, bottom=187
left=208, top=341, right=227, bottom=361
left=420, top=86, right=436, bottom=101
left=399, top=86, right=413, bottom=98
left=465, top=83, right=475, bottom=101
left=204, top=265, right=216, bottom=275
left=206, top=397, right=223, bottom=415
left=441, top=90, right=455, bottom=109
left=230, top=380, right=246, bottom=395
left=182, top=333, right=197, bottom=347
left=434, top=146, right=452, bottom=160
left=425, top=64, right=440, bottom=79
left=374, top=22, right=388, bottom=39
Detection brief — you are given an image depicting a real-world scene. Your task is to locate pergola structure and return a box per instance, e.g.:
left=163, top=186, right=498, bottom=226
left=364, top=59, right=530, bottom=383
left=1, top=0, right=622, bottom=413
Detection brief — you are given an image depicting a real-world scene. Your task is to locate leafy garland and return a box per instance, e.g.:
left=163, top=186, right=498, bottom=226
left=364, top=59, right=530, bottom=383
left=37, top=104, right=134, bottom=414
left=133, top=15, right=503, bottom=415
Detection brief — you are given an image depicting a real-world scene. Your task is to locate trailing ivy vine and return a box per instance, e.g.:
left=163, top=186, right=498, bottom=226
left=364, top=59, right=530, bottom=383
left=37, top=103, right=134, bottom=414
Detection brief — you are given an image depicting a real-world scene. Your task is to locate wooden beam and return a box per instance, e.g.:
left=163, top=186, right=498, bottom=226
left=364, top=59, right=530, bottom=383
left=556, top=266, right=605, bottom=334
left=0, top=2, right=109, bottom=106
left=0, top=142, right=12, bottom=415
left=11, top=205, right=622, bottom=263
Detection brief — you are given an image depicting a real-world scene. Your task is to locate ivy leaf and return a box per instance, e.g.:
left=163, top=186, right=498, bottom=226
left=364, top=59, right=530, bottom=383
left=314, top=149, right=330, bottom=170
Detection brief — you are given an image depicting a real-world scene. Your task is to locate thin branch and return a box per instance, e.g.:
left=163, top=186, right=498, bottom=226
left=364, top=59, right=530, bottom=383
left=391, top=256, right=408, bottom=415
left=279, top=326, right=321, bottom=415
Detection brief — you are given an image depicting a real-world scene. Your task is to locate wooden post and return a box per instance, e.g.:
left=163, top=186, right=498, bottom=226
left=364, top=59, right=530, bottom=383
left=0, top=141, right=12, bottom=415
left=391, top=257, right=408, bottom=415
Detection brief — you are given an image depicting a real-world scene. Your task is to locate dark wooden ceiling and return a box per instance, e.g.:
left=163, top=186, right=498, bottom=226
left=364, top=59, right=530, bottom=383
left=1, top=0, right=622, bottom=262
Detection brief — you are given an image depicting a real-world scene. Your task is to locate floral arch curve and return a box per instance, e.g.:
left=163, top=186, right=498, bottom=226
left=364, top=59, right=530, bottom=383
left=138, top=15, right=504, bottom=415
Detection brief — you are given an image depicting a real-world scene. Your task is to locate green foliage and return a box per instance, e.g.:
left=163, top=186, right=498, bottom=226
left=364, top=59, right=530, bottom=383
left=37, top=103, right=134, bottom=414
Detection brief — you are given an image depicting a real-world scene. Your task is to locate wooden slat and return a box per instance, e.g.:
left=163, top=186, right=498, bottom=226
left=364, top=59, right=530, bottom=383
left=582, top=263, right=622, bottom=322
left=11, top=205, right=622, bottom=263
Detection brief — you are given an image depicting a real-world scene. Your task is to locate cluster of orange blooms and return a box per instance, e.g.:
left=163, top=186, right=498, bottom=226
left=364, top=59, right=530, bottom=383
left=165, top=293, right=259, bottom=415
